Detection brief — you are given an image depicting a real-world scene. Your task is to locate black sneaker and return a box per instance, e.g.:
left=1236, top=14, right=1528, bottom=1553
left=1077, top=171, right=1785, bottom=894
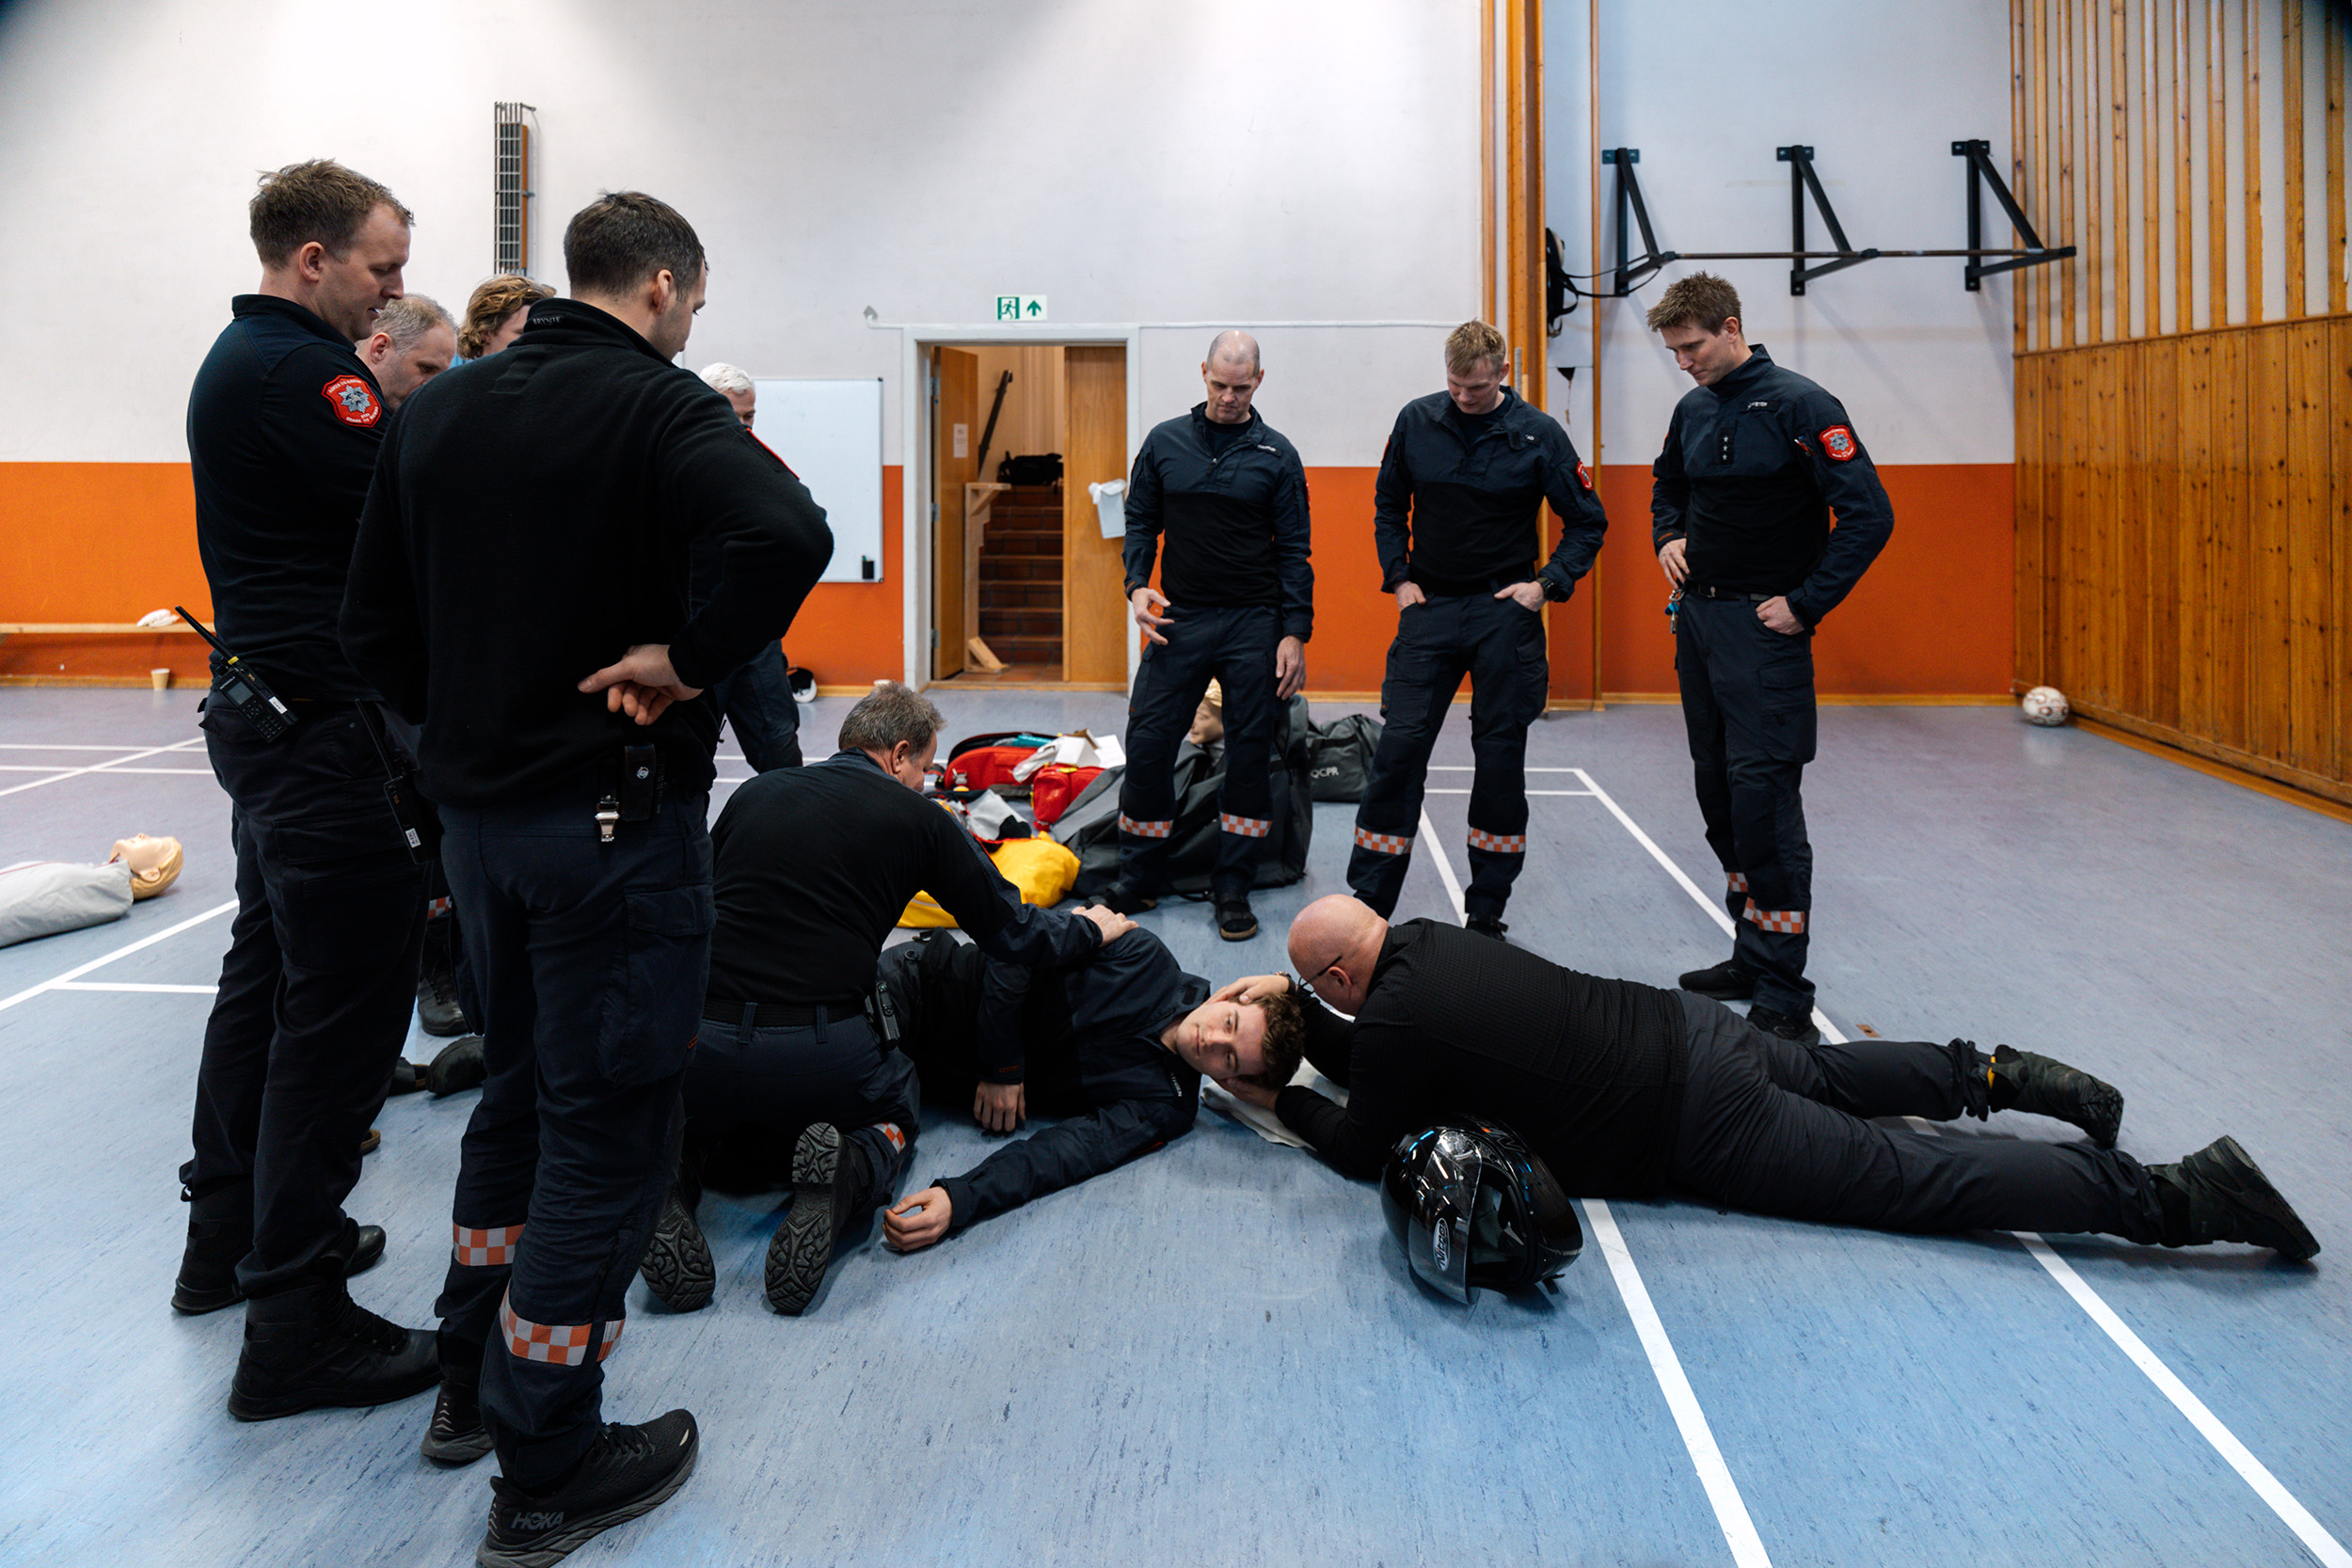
left=1745, top=1004, right=1820, bottom=1047
left=418, top=920, right=469, bottom=1038
left=226, top=1281, right=439, bottom=1421
left=175, top=1198, right=384, bottom=1316
left=2153, top=1136, right=2320, bottom=1261
left=1678, top=958, right=1758, bottom=999
left=639, top=1183, right=715, bottom=1312
left=765, top=1123, right=872, bottom=1316
left=1465, top=915, right=1509, bottom=941
left=428, top=1034, right=489, bottom=1097
left=1216, top=899, right=1258, bottom=942
left=421, top=1358, right=494, bottom=1466
left=1103, top=879, right=1158, bottom=915
left=1989, top=1043, right=2124, bottom=1148
left=478, top=1410, right=698, bottom=1568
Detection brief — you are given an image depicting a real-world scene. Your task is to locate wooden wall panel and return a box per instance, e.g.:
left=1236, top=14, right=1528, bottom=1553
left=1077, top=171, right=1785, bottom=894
left=2285, top=322, right=2336, bottom=778
left=1059, top=345, right=1128, bottom=688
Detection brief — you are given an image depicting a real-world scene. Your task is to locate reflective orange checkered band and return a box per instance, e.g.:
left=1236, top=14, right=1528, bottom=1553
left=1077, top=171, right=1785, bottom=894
left=1354, top=827, right=1412, bottom=856
left=1727, top=872, right=1749, bottom=895
left=1741, top=904, right=1806, bottom=935
left=500, top=1294, right=624, bottom=1367
left=1467, top=829, right=1526, bottom=854
left=453, top=1223, right=522, bottom=1268
left=1119, top=815, right=1172, bottom=839
left=1218, top=813, right=1272, bottom=839
left=428, top=895, right=453, bottom=919
left=879, top=1122, right=907, bottom=1151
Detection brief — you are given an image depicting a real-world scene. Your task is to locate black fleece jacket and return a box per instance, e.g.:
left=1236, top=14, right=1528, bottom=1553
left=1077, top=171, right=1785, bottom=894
left=340, top=298, right=831, bottom=804
left=1373, top=387, right=1607, bottom=601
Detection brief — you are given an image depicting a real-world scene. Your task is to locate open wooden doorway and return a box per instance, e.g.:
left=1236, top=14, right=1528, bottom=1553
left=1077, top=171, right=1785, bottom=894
left=924, top=342, right=1128, bottom=689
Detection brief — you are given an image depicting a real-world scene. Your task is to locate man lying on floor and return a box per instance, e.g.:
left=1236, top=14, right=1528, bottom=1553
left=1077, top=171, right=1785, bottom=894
left=873, top=927, right=1306, bottom=1252
left=1212, top=895, right=2319, bottom=1263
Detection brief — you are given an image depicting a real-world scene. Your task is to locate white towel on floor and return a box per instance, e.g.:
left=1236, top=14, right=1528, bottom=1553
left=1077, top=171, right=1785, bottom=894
left=1201, top=1059, right=1348, bottom=1148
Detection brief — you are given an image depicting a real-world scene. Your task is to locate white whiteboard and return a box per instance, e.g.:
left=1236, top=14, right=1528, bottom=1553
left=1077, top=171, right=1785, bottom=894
left=751, top=378, right=882, bottom=583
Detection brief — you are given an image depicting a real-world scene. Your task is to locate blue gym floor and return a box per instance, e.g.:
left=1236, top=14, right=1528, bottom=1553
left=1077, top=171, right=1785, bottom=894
left=0, top=686, right=2344, bottom=1567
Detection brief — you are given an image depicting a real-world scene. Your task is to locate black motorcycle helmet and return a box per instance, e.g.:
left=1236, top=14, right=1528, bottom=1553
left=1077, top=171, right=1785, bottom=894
left=1380, top=1118, right=1581, bottom=1304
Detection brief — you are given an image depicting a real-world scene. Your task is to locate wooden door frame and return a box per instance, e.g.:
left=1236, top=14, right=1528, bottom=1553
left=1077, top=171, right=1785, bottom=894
left=897, top=325, right=1144, bottom=690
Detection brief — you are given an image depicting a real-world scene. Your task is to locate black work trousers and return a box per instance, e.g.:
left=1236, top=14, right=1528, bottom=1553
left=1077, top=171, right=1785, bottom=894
left=1675, top=593, right=1816, bottom=1015
left=714, top=639, right=803, bottom=772
left=183, top=700, right=425, bottom=1297
left=1667, top=993, right=2166, bottom=1242
left=680, top=1004, right=914, bottom=1212
left=1349, top=592, right=1549, bottom=921
left=1118, top=602, right=1279, bottom=902
left=875, top=936, right=1086, bottom=1118
left=433, top=784, right=712, bottom=1491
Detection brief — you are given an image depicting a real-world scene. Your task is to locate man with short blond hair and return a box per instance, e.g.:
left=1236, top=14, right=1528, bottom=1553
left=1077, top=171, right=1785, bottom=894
left=356, top=293, right=455, bottom=411
left=1344, top=322, right=1607, bottom=939
left=1645, top=272, right=1894, bottom=1043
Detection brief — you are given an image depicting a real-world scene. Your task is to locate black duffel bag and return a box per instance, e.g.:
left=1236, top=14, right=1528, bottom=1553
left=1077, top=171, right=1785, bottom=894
left=1302, top=712, right=1383, bottom=802
left=1064, top=697, right=1312, bottom=896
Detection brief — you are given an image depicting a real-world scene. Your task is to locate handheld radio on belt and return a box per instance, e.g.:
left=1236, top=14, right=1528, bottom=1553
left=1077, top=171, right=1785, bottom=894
left=175, top=606, right=295, bottom=741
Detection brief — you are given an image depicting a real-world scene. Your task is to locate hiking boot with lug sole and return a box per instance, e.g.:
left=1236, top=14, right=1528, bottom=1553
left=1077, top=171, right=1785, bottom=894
left=1216, top=899, right=1258, bottom=942
left=418, top=918, right=468, bottom=1037
left=428, top=1034, right=488, bottom=1097
left=766, top=1124, right=872, bottom=1316
left=477, top=1410, right=698, bottom=1568
left=2153, top=1135, right=2320, bottom=1262
left=1990, top=1043, right=2123, bottom=1148
left=1745, top=1004, right=1820, bottom=1047
left=639, top=1183, right=715, bottom=1312
left=421, top=1357, right=494, bottom=1466
left=1678, top=958, right=1758, bottom=999
left=226, top=1280, right=439, bottom=1421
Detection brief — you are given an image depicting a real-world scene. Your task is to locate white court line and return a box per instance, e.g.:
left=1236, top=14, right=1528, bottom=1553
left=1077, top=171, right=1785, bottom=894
left=51, top=981, right=218, bottom=994
left=1586, top=1199, right=1775, bottom=1568
left=0, top=765, right=213, bottom=775
left=1429, top=765, right=1582, bottom=772
left=0, top=737, right=205, bottom=798
left=0, top=898, right=237, bottom=1014
left=0, top=743, right=179, bottom=752
left=1412, top=812, right=1770, bottom=1568
left=1424, top=787, right=1597, bottom=797
left=1563, top=765, right=2350, bottom=1566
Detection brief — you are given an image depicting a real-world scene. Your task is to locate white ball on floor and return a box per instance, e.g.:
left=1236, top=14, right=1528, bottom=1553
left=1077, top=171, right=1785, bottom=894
left=2020, top=686, right=2070, bottom=726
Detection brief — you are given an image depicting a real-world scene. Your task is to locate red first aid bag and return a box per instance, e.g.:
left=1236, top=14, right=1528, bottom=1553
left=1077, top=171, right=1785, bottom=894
left=1029, top=764, right=1104, bottom=829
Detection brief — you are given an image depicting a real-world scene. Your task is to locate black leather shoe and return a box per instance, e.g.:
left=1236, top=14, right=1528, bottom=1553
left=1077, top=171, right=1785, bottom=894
left=478, top=1410, right=698, bottom=1568
left=1216, top=899, right=1258, bottom=942
left=2153, top=1136, right=2320, bottom=1261
left=1465, top=915, right=1509, bottom=941
left=1103, top=879, right=1158, bottom=915
left=421, top=1356, right=494, bottom=1466
left=174, top=1194, right=383, bottom=1316
left=766, top=1124, right=873, bottom=1316
left=1678, top=958, right=1759, bottom=999
left=388, top=1058, right=425, bottom=1096
left=1745, top=1004, right=1820, bottom=1046
left=426, top=1034, right=488, bottom=1097
left=1989, top=1043, right=2123, bottom=1148
left=639, top=1182, right=715, bottom=1312
left=417, top=918, right=468, bottom=1037
left=226, top=1281, right=439, bottom=1421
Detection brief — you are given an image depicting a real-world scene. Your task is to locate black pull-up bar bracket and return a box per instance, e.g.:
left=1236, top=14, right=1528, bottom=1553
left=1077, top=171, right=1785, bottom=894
left=1603, top=149, right=1680, bottom=299
left=1952, top=139, right=2075, bottom=289
left=1777, top=145, right=1880, bottom=295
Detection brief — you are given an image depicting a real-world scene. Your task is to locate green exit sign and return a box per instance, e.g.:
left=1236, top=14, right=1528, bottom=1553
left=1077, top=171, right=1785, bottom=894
left=993, top=294, right=1048, bottom=322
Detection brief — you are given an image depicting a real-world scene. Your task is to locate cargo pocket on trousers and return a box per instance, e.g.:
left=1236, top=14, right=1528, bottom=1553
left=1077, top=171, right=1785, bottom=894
left=280, top=847, right=425, bottom=972
left=598, top=884, right=715, bottom=1086
left=1756, top=637, right=1818, bottom=764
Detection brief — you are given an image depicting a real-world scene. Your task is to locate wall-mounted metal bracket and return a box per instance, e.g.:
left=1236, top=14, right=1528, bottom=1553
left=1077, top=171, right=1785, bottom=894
left=1776, top=145, right=1879, bottom=295
left=1603, top=148, right=1679, bottom=299
left=1951, top=139, right=2075, bottom=289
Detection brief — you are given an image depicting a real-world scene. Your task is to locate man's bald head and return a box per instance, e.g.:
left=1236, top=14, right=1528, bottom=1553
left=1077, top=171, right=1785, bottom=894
left=1288, top=895, right=1388, bottom=1014
left=1200, top=329, right=1265, bottom=424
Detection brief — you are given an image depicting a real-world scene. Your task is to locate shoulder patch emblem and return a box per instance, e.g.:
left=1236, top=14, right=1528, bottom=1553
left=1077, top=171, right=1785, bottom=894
left=1819, top=424, right=1857, bottom=462
left=322, top=373, right=381, bottom=428
left=1576, top=462, right=1594, bottom=491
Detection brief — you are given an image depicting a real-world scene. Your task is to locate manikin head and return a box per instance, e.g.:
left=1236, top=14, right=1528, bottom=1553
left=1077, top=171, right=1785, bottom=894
left=701, top=362, right=756, bottom=427
left=356, top=294, right=455, bottom=410
left=1163, top=988, right=1306, bottom=1093
left=564, top=190, right=709, bottom=362
left=248, top=159, right=412, bottom=342
left=1443, top=321, right=1508, bottom=417
left=1645, top=272, right=1752, bottom=388
left=1286, top=895, right=1391, bottom=1016
left=459, top=274, right=555, bottom=358
left=838, top=682, right=942, bottom=789
left=1200, top=330, right=1263, bottom=425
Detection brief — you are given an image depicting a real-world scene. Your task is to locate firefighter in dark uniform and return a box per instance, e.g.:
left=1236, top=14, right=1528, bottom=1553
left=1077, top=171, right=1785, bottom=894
left=1113, top=330, right=1313, bottom=942
left=1646, top=273, right=1894, bottom=1044
left=1346, top=321, right=1607, bottom=937
left=175, top=159, right=437, bottom=1419
left=341, top=192, right=833, bottom=1567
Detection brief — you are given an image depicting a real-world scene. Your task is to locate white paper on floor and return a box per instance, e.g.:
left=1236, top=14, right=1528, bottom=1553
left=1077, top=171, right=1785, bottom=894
left=1200, top=1059, right=1347, bottom=1148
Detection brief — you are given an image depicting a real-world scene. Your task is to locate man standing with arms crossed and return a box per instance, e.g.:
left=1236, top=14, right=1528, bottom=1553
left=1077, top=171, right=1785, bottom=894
left=176, top=158, right=435, bottom=1418
left=1111, top=330, right=1313, bottom=942
left=1345, top=322, right=1606, bottom=938
left=342, top=191, right=831, bottom=1566
left=1647, top=274, right=1893, bottom=1044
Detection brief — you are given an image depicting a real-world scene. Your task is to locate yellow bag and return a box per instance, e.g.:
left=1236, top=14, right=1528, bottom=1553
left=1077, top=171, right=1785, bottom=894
left=898, top=836, right=1080, bottom=929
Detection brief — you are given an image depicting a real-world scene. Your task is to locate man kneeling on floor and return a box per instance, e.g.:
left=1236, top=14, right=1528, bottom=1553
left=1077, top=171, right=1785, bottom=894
left=641, top=683, right=1131, bottom=1315
left=873, top=927, right=1307, bottom=1251
left=1213, top=895, right=2319, bottom=1263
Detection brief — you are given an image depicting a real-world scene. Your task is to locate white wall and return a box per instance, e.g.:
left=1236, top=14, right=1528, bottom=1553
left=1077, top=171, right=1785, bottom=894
left=1544, top=0, right=2019, bottom=468
left=0, top=0, right=1482, bottom=468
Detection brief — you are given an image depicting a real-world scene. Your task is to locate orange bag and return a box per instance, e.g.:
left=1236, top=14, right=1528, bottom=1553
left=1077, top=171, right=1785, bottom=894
left=1028, top=764, right=1104, bottom=829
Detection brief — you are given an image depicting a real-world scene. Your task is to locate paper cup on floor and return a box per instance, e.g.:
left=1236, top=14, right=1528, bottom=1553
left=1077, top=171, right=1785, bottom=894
left=149, top=668, right=171, bottom=690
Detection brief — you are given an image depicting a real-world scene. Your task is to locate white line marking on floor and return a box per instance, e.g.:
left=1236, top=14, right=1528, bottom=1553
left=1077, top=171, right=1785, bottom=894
left=0, top=765, right=213, bottom=774
left=0, top=898, right=237, bottom=1014
left=1415, top=816, right=1770, bottom=1567
left=0, top=737, right=205, bottom=798
left=1424, top=787, right=1597, bottom=797
left=1586, top=1198, right=1775, bottom=1568
left=1428, top=765, right=1582, bottom=772
left=0, top=743, right=182, bottom=752
left=50, top=981, right=219, bottom=994
left=1568, top=764, right=2348, bottom=1563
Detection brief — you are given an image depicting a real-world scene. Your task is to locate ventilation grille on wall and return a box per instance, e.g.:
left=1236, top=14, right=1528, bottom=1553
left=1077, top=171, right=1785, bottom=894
left=493, top=102, right=535, bottom=276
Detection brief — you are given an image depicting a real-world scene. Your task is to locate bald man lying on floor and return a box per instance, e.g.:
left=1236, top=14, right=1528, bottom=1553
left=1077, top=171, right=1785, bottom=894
left=1211, top=895, right=2318, bottom=1261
